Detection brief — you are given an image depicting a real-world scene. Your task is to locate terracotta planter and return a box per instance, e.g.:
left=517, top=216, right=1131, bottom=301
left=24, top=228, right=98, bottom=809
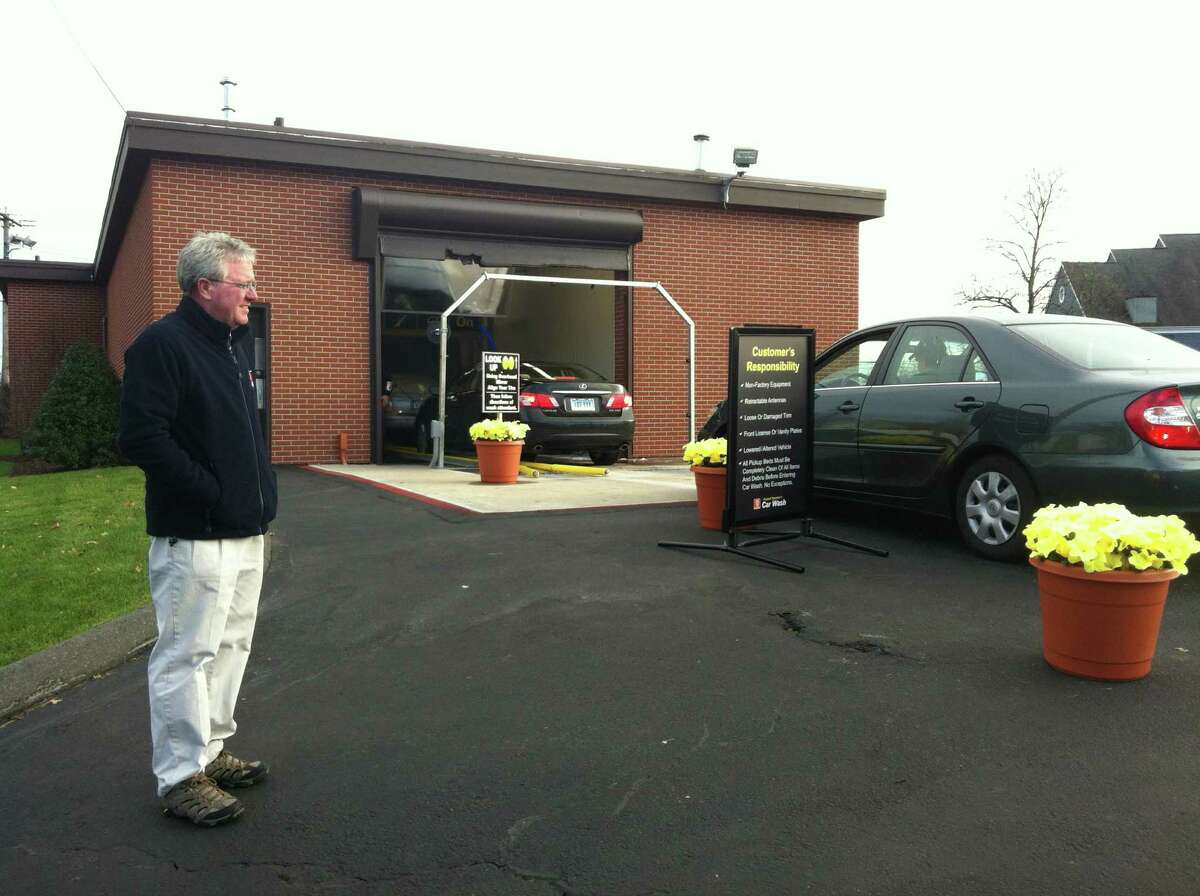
left=691, top=464, right=727, bottom=530
left=474, top=440, right=523, bottom=484
left=1031, top=557, right=1179, bottom=681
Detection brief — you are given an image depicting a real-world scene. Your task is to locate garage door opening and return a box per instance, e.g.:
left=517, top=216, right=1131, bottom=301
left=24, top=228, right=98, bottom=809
left=430, top=272, right=693, bottom=469
left=379, top=259, right=629, bottom=466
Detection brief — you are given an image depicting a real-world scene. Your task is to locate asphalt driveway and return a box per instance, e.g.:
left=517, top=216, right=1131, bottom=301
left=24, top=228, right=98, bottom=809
left=2, top=466, right=1199, bottom=895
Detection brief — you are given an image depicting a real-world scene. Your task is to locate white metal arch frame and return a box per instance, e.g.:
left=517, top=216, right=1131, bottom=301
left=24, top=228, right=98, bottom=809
left=432, top=272, right=695, bottom=467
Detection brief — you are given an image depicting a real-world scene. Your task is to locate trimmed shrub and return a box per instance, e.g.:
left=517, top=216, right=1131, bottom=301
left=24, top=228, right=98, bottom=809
left=24, top=343, right=122, bottom=469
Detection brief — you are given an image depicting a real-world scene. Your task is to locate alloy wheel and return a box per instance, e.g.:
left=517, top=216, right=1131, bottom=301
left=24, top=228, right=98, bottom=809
left=964, top=470, right=1022, bottom=546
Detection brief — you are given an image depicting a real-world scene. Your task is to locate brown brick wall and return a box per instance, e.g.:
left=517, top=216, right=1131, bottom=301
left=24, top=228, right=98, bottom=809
left=148, top=157, right=372, bottom=465
left=15, top=155, right=859, bottom=461
left=631, top=204, right=858, bottom=456
left=613, top=287, right=629, bottom=388
left=142, top=156, right=860, bottom=462
left=106, top=165, right=157, bottom=375
left=4, top=281, right=104, bottom=434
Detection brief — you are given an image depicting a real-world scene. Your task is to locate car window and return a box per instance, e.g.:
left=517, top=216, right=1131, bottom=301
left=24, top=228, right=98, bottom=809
left=1161, top=331, right=1200, bottom=352
left=963, top=350, right=994, bottom=382
left=814, top=334, right=891, bottom=389
left=1010, top=323, right=1200, bottom=369
left=449, top=368, right=479, bottom=393
left=883, top=325, right=972, bottom=385
left=520, top=361, right=609, bottom=383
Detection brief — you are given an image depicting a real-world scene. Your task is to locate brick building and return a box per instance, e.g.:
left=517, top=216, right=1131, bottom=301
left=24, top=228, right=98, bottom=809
left=0, top=112, right=884, bottom=462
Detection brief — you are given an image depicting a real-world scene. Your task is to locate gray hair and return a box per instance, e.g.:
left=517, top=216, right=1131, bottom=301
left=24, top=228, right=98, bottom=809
left=176, top=231, right=257, bottom=296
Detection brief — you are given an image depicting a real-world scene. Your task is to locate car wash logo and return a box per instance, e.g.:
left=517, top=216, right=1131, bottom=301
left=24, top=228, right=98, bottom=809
left=753, top=495, right=787, bottom=511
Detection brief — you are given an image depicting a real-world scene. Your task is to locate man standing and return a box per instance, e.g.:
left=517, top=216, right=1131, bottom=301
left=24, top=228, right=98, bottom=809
left=119, top=232, right=278, bottom=826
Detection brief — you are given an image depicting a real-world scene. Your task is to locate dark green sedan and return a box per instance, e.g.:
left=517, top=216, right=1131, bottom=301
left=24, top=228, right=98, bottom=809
left=810, top=315, right=1200, bottom=559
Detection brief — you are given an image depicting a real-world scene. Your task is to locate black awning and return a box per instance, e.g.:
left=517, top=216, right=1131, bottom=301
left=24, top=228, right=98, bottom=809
left=377, top=233, right=629, bottom=269
left=354, top=187, right=643, bottom=264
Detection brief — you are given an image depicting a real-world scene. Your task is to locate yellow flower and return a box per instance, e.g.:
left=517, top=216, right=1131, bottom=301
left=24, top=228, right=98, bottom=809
left=682, top=438, right=727, bottom=466
left=469, top=419, right=530, bottom=442
left=1024, top=502, right=1200, bottom=574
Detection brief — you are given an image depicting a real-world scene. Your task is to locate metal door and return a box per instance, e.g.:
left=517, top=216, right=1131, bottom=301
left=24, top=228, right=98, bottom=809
left=811, top=330, right=895, bottom=490
left=248, top=305, right=270, bottom=445
left=858, top=324, right=1000, bottom=497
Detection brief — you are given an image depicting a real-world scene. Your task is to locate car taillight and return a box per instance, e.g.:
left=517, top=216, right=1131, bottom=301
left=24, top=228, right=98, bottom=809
left=1124, top=387, right=1200, bottom=449
left=520, top=391, right=559, bottom=409
left=606, top=392, right=632, bottom=410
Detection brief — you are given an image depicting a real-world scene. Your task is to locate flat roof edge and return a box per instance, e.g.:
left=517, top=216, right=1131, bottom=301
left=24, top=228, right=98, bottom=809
left=0, top=260, right=95, bottom=283
left=94, top=112, right=885, bottom=281
left=122, top=112, right=886, bottom=213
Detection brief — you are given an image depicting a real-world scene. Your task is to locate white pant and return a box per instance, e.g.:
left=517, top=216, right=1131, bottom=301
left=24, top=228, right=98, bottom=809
left=147, top=535, right=264, bottom=796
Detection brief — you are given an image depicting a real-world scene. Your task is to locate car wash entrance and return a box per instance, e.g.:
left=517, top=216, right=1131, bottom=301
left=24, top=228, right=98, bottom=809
left=428, top=272, right=694, bottom=469
left=379, top=260, right=631, bottom=464
left=358, top=187, right=646, bottom=466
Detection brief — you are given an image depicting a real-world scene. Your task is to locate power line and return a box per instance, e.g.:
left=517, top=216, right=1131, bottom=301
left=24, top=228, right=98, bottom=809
left=1, top=210, right=37, bottom=260
left=47, top=0, right=126, bottom=113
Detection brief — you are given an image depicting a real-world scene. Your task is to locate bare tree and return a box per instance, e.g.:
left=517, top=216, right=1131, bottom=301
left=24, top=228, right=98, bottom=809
left=958, top=170, right=1064, bottom=314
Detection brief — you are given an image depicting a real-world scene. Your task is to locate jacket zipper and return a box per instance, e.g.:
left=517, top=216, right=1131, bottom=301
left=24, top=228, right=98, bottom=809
left=229, top=335, right=266, bottom=533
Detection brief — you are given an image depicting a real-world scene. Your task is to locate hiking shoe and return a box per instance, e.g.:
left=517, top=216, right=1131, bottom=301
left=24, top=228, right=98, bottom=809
left=161, top=773, right=243, bottom=827
left=204, top=750, right=269, bottom=789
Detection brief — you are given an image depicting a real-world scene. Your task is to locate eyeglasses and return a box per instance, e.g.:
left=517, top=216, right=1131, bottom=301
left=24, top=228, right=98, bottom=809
left=205, top=278, right=258, bottom=292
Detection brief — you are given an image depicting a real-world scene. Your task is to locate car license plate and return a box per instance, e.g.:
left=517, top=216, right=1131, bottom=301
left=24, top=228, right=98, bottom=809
left=569, top=397, right=597, bottom=412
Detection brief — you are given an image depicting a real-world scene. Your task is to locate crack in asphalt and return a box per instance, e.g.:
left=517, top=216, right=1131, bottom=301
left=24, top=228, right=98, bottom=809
left=769, top=611, right=917, bottom=660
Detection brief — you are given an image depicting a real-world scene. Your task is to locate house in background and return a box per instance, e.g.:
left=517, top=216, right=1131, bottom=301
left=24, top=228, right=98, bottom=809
left=1046, top=234, right=1200, bottom=325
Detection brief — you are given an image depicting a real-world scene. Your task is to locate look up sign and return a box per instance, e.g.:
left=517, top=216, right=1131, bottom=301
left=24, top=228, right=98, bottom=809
left=724, top=326, right=814, bottom=530
left=482, top=351, right=520, bottom=414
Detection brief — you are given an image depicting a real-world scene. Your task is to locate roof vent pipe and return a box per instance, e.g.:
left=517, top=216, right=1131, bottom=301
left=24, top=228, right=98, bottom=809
left=220, top=77, right=237, bottom=121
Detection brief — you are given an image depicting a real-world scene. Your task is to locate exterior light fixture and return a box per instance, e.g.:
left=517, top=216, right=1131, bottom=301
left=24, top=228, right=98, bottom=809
left=723, top=147, right=759, bottom=207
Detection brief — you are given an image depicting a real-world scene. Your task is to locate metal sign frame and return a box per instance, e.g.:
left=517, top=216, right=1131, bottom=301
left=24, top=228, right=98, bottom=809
left=432, top=273, right=694, bottom=467
left=659, top=323, right=887, bottom=574
left=724, top=326, right=815, bottom=530
left=481, top=351, right=520, bottom=415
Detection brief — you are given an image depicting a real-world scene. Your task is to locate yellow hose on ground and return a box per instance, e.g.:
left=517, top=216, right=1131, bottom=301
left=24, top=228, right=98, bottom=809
left=522, top=461, right=607, bottom=476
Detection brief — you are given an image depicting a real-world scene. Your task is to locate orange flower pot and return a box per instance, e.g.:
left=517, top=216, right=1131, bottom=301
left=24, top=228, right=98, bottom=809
left=474, top=440, right=523, bottom=484
left=691, top=464, right=727, bottom=530
left=1031, top=557, right=1179, bottom=681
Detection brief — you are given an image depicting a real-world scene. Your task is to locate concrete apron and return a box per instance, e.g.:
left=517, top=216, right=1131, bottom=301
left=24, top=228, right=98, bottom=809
left=305, top=461, right=698, bottom=514
left=0, top=533, right=274, bottom=723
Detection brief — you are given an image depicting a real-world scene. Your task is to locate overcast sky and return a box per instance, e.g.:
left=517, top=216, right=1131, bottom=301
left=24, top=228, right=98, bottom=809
left=4, top=0, right=1200, bottom=339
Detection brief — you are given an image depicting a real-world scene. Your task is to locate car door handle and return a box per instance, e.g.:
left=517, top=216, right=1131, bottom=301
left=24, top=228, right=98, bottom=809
left=954, top=398, right=985, bottom=411
left=838, top=401, right=860, bottom=414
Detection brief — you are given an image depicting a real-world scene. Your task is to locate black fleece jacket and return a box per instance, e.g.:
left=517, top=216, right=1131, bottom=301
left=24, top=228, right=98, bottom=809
left=118, top=296, right=278, bottom=539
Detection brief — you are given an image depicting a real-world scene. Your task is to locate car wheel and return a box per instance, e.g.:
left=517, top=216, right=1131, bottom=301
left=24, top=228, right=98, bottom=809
left=954, top=455, right=1036, bottom=561
left=588, top=449, right=621, bottom=466
left=415, top=419, right=431, bottom=455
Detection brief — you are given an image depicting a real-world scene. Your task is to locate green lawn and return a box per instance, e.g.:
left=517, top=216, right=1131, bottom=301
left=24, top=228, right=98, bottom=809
left=0, top=466, right=150, bottom=667
left=0, top=438, right=18, bottom=478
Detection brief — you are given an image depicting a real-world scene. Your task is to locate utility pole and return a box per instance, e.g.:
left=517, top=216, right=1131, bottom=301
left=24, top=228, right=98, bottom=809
left=1, top=210, right=37, bottom=259
left=0, top=209, right=36, bottom=396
